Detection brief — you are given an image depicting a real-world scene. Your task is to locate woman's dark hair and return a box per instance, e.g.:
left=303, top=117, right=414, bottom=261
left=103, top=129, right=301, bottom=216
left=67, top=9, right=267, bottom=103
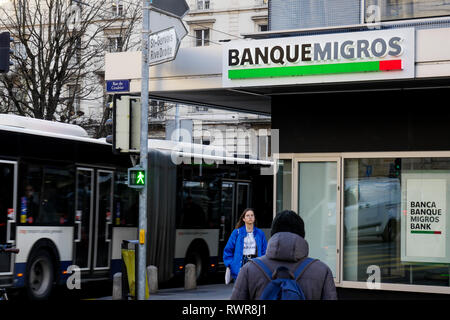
left=235, top=208, right=256, bottom=229
left=270, top=210, right=305, bottom=238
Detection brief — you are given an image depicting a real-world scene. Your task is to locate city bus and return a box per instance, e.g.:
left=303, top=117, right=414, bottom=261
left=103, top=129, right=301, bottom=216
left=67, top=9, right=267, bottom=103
left=0, top=115, right=273, bottom=299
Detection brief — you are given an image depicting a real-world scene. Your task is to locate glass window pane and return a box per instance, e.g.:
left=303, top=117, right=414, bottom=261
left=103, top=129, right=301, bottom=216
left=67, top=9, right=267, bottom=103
left=39, top=167, right=74, bottom=225
left=75, top=170, right=92, bottom=268
left=204, top=29, right=210, bottom=46
left=344, top=157, right=450, bottom=287
left=276, top=159, right=292, bottom=213
left=366, top=0, right=450, bottom=21
left=114, top=171, right=138, bottom=227
left=96, top=171, right=113, bottom=268
left=20, top=164, right=42, bottom=225
left=195, top=30, right=202, bottom=47
left=298, top=162, right=337, bottom=277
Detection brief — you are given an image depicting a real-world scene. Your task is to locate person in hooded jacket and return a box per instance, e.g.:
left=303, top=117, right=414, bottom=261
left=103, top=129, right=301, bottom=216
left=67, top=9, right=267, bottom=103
left=230, top=210, right=337, bottom=300
left=223, top=208, right=267, bottom=281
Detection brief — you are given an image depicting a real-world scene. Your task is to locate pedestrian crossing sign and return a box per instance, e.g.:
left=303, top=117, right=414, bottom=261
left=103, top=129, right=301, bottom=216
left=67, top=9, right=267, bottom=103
left=128, top=166, right=146, bottom=189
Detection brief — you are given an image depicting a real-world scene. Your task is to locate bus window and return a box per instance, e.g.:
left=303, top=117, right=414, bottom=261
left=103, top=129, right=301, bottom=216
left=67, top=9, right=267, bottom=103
left=19, top=164, right=42, bottom=225
left=19, top=164, right=74, bottom=225
left=114, top=171, right=138, bottom=226
left=178, top=180, right=220, bottom=229
left=39, top=167, right=74, bottom=225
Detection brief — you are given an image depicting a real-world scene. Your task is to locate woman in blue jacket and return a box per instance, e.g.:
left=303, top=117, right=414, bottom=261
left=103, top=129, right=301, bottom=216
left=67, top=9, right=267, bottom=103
left=223, top=208, right=268, bottom=281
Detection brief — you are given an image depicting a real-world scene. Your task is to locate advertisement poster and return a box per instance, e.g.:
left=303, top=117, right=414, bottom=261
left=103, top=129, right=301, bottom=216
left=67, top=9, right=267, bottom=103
left=401, top=173, right=450, bottom=263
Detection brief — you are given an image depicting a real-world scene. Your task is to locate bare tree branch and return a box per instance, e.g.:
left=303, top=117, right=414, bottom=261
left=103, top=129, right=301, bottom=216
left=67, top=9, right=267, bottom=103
left=0, top=0, right=141, bottom=129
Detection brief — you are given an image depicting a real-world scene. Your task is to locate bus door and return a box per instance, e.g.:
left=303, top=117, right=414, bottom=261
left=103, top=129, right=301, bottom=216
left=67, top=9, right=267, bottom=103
left=218, top=181, right=251, bottom=264
left=219, top=181, right=235, bottom=264
left=94, top=170, right=113, bottom=270
left=0, top=161, right=17, bottom=275
left=74, top=168, right=113, bottom=273
left=74, top=168, right=94, bottom=271
left=236, top=182, right=251, bottom=220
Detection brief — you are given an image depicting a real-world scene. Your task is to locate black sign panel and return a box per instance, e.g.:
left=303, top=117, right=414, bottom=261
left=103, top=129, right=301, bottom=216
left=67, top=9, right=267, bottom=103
left=150, top=0, right=189, bottom=18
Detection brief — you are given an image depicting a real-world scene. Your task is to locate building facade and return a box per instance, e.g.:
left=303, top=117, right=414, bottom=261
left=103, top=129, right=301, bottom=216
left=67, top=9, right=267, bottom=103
left=264, top=0, right=450, bottom=297
left=105, top=0, right=450, bottom=297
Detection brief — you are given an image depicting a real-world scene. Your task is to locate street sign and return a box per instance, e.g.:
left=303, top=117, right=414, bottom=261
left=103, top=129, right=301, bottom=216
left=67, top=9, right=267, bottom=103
left=149, top=7, right=188, bottom=44
left=150, top=0, right=189, bottom=18
left=106, top=79, right=130, bottom=93
left=128, top=166, right=146, bottom=188
left=149, top=27, right=177, bottom=66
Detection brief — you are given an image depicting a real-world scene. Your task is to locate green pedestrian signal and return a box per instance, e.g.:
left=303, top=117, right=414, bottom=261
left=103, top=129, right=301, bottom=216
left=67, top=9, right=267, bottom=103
left=128, top=166, right=146, bottom=188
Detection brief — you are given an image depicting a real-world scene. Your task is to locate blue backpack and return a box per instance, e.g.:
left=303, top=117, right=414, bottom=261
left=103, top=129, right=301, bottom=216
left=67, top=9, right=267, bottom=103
left=252, top=257, right=317, bottom=300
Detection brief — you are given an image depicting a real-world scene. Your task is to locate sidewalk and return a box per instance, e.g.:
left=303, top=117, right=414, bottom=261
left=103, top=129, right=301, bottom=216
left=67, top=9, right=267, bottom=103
left=97, top=283, right=234, bottom=300
left=148, top=283, right=233, bottom=300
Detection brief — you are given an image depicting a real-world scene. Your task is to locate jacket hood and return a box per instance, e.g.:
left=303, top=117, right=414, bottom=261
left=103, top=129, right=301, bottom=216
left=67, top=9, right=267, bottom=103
left=265, top=232, right=309, bottom=262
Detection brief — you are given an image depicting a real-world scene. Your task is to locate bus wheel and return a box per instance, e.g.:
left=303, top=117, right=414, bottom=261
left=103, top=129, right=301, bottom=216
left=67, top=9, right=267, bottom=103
left=186, top=250, right=207, bottom=282
left=26, top=249, right=55, bottom=300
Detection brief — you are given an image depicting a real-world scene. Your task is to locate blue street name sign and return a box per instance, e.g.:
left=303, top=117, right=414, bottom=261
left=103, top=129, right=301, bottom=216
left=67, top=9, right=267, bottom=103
left=106, top=80, right=130, bottom=93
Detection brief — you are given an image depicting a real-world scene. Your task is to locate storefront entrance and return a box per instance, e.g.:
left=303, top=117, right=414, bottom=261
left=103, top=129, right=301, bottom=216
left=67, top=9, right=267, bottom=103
left=293, top=158, right=340, bottom=280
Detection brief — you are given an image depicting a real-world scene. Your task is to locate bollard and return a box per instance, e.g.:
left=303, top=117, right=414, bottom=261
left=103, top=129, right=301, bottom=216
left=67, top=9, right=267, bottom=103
left=184, top=263, right=197, bottom=290
left=112, top=272, right=123, bottom=300
left=147, top=265, right=158, bottom=294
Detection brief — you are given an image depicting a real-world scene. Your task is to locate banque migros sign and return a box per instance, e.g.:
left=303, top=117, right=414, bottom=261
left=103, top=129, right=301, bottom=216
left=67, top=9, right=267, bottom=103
left=222, top=28, right=415, bottom=88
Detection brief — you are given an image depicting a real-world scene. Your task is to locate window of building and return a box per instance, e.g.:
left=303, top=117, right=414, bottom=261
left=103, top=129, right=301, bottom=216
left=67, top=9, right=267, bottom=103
left=276, top=159, right=292, bottom=213
left=67, top=84, right=81, bottom=112
left=195, top=29, right=210, bottom=46
left=111, top=0, right=124, bottom=16
left=68, top=37, right=82, bottom=68
left=197, top=0, right=210, bottom=10
left=365, top=0, right=450, bottom=22
left=108, top=36, right=123, bottom=52
left=343, top=157, right=450, bottom=288
left=259, top=24, right=268, bottom=32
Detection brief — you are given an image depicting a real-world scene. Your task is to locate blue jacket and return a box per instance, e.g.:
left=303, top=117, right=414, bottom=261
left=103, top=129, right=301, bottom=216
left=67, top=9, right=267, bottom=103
left=223, top=226, right=267, bottom=280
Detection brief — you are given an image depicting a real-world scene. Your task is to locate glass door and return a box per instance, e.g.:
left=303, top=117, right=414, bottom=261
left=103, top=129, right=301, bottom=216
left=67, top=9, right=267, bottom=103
left=0, top=161, right=17, bottom=275
left=295, top=158, right=340, bottom=280
left=94, top=170, right=113, bottom=270
left=74, top=168, right=94, bottom=271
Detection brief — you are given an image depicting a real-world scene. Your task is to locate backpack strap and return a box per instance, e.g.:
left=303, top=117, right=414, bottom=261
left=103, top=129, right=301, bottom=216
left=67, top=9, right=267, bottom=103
left=294, top=257, right=318, bottom=281
left=251, top=258, right=273, bottom=281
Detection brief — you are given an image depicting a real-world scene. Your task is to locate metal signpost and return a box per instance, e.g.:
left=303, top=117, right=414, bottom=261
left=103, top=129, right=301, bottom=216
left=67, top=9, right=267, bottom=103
left=137, top=0, right=151, bottom=301
left=137, top=0, right=188, bottom=301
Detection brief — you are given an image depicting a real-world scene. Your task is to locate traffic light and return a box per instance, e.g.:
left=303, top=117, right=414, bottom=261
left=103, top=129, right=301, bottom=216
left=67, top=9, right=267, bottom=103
left=107, top=95, right=141, bottom=153
left=128, top=166, right=146, bottom=189
left=0, top=32, right=13, bottom=73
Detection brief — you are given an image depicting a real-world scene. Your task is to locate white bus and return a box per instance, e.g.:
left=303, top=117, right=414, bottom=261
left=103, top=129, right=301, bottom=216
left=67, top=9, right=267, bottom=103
left=0, top=115, right=273, bottom=299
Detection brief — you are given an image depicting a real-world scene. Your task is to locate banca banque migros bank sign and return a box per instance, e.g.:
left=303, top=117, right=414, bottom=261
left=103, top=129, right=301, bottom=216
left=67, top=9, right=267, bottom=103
left=222, top=28, right=415, bottom=87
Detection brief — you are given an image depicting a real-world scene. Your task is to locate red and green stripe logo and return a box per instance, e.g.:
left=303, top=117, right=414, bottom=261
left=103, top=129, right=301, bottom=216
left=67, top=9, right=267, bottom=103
left=228, top=59, right=402, bottom=80
left=411, top=230, right=442, bottom=235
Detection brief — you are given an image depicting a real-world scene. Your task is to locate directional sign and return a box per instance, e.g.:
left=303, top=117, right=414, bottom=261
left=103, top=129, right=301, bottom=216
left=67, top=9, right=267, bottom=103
left=150, top=0, right=189, bottom=18
left=149, top=27, right=177, bottom=66
left=149, top=7, right=188, bottom=44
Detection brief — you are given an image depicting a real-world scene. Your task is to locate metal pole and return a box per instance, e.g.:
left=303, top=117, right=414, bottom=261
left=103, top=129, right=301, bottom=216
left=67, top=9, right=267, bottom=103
left=138, top=0, right=150, bottom=300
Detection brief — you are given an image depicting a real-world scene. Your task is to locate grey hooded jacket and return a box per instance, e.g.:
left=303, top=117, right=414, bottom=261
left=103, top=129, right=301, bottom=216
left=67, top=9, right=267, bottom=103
left=230, top=232, right=337, bottom=300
